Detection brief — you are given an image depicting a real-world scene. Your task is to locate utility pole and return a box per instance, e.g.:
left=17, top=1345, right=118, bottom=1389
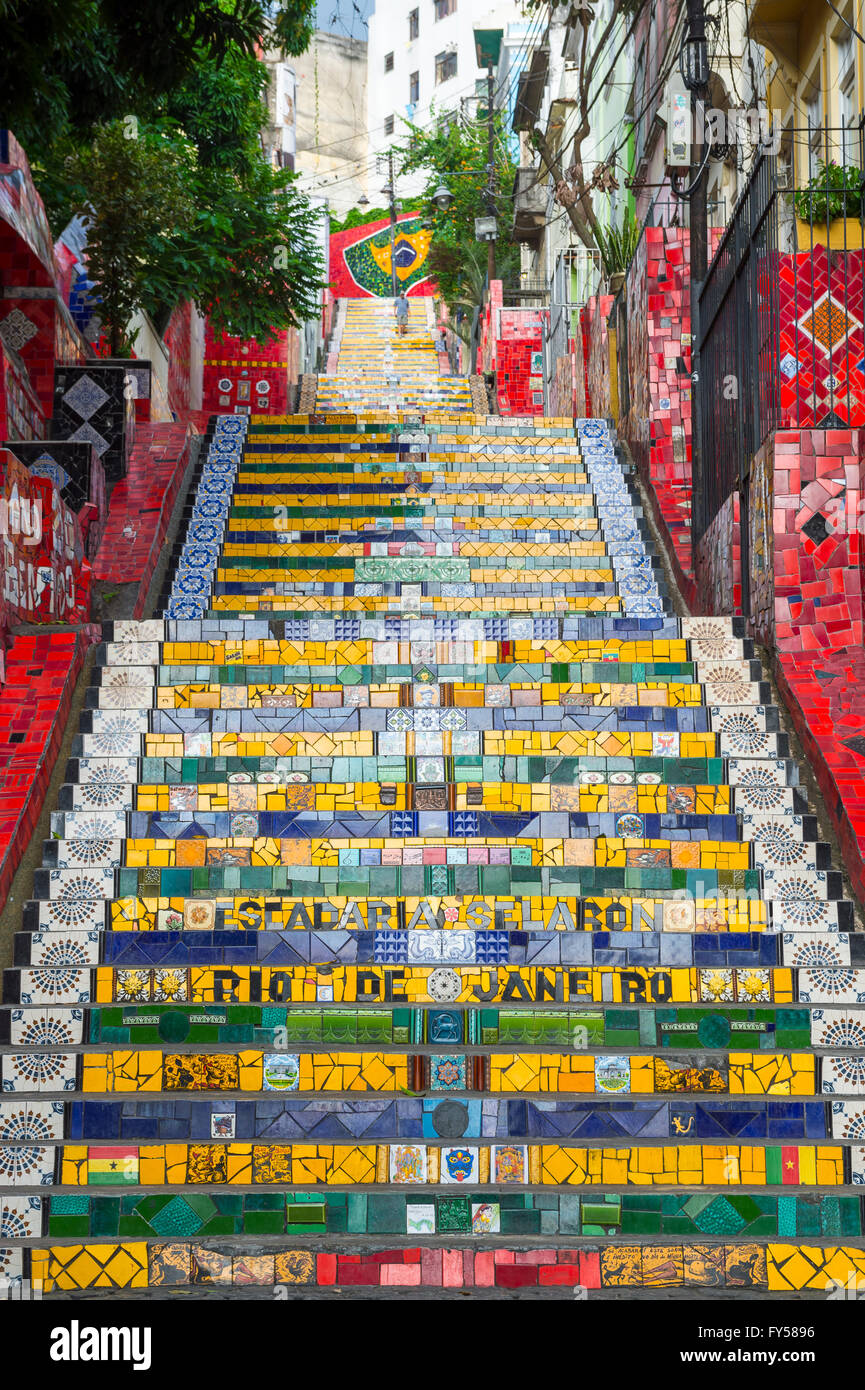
left=387, top=149, right=398, bottom=298
left=486, top=63, right=496, bottom=283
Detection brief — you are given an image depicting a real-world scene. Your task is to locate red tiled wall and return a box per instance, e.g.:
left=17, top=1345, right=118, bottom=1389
left=164, top=301, right=193, bottom=418
left=94, top=422, right=194, bottom=616
left=579, top=305, right=591, bottom=416
left=0, top=447, right=91, bottom=629
left=777, top=245, right=865, bottom=428
left=622, top=226, right=694, bottom=596
left=771, top=427, right=863, bottom=653
left=203, top=321, right=299, bottom=416
left=692, top=423, right=865, bottom=902
left=694, top=490, right=741, bottom=616
left=0, top=628, right=98, bottom=913
left=0, top=340, right=47, bottom=441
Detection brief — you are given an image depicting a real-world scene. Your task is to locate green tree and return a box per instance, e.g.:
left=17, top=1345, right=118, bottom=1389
left=176, top=157, right=327, bottom=341
left=396, top=112, right=520, bottom=312
left=330, top=200, right=424, bottom=233
left=0, top=0, right=316, bottom=149
left=164, top=45, right=270, bottom=177
left=66, top=118, right=326, bottom=350
left=65, top=123, right=196, bottom=354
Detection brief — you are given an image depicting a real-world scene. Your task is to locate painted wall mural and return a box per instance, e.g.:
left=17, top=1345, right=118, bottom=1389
left=0, top=446, right=90, bottom=630
left=330, top=215, right=434, bottom=299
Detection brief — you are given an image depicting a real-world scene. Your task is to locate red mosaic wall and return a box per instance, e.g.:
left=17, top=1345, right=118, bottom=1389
left=0, top=627, right=96, bottom=912
left=202, top=321, right=299, bottom=417
left=580, top=306, right=591, bottom=416
left=481, top=284, right=547, bottom=416
left=553, top=341, right=578, bottom=417
left=94, top=422, right=195, bottom=615
left=694, top=490, right=741, bottom=617
left=496, top=310, right=546, bottom=415
left=0, top=133, right=56, bottom=287
left=0, top=131, right=88, bottom=438
left=769, top=429, right=865, bottom=894
left=624, top=225, right=692, bottom=488
left=0, top=447, right=90, bottom=629
left=749, top=436, right=775, bottom=646
left=0, top=340, right=46, bottom=441
left=777, top=245, right=865, bottom=428
left=548, top=317, right=590, bottom=421
left=0, top=294, right=86, bottom=420
left=771, top=427, right=864, bottom=652
left=164, top=301, right=193, bottom=418
left=689, top=423, right=865, bottom=903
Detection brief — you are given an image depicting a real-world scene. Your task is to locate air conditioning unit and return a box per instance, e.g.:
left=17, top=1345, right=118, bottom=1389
left=664, top=79, right=691, bottom=170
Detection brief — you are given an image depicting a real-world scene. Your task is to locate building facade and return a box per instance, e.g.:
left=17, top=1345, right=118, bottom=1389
left=294, top=30, right=369, bottom=219
left=366, top=0, right=522, bottom=198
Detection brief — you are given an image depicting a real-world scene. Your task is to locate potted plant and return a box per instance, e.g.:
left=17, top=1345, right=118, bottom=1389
left=593, top=216, right=641, bottom=292
left=792, top=159, right=865, bottom=250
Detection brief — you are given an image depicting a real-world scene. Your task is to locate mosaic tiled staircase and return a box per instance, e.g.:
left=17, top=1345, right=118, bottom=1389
left=3, top=397, right=865, bottom=1298
left=315, top=296, right=474, bottom=414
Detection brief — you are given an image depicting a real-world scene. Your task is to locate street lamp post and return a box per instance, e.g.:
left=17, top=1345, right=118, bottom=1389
left=383, top=149, right=399, bottom=299
left=485, top=62, right=496, bottom=282
left=474, top=27, right=503, bottom=285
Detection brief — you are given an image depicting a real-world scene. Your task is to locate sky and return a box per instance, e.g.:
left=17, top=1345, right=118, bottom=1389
left=313, top=0, right=374, bottom=40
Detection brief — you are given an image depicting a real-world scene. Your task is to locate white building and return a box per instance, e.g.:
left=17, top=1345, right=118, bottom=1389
left=262, top=53, right=297, bottom=169
left=294, top=30, right=370, bottom=218
left=366, top=0, right=523, bottom=198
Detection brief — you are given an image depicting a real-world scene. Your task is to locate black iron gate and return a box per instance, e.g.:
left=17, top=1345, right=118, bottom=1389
left=694, top=150, right=779, bottom=618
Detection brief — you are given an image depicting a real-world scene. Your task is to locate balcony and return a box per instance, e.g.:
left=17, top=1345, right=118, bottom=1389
left=512, top=47, right=549, bottom=132
left=512, top=168, right=547, bottom=248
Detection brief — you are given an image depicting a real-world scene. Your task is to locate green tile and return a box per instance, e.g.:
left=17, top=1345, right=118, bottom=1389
left=244, top=1212, right=285, bottom=1234
left=346, top=1193, right=368, bottom=1233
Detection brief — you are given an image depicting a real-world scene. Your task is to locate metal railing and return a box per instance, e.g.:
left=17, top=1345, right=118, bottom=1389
left=643, top=195, right=729, bottom=232
left=544, top=249, right=603, bottom=408
left=501, top=276, right=549, bottom=303
left=694, top=118, right=865, bottom=546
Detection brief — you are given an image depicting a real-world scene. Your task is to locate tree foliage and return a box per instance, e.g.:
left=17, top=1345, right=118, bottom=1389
left=164, top=44, right=270, bottom=176
left=330, top=200, right=424, bottom=234
left=66, top=117, right=325, bottom=351
left=65, top=124, right=196, bottom=354
left=396, top=113, right=520, bottom=312
left=0, top=0, right=315, bottom=148
left=1, top=1, right=327, bottom=350
left=182, top=156, right=326, bottom=342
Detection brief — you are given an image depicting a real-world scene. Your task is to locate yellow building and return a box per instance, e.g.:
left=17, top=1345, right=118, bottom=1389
left=751, top=0, right=864, bottom=181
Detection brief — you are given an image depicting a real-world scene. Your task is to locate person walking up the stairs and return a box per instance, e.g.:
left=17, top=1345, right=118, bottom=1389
left=394, top=291, right=409, bottom=336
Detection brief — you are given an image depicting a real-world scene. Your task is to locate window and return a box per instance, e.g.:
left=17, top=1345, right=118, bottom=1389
left=385, top=51, right=394, bottom=72
left=435, top=50, right=457, bottom=84
left=384, top=114, right=394, bottom=136
left=838, top=31, right=857, bottom=154
left=409, top=70, right=420, bottom=103
left=805, top=73, right=824, bottom=173
left=434, top=0, right=456, bottom=18
left=409, top=8, right=419, bottom=39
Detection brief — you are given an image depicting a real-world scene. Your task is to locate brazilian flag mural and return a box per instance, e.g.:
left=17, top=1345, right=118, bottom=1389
left=333, top=215, right=434, bottom=298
